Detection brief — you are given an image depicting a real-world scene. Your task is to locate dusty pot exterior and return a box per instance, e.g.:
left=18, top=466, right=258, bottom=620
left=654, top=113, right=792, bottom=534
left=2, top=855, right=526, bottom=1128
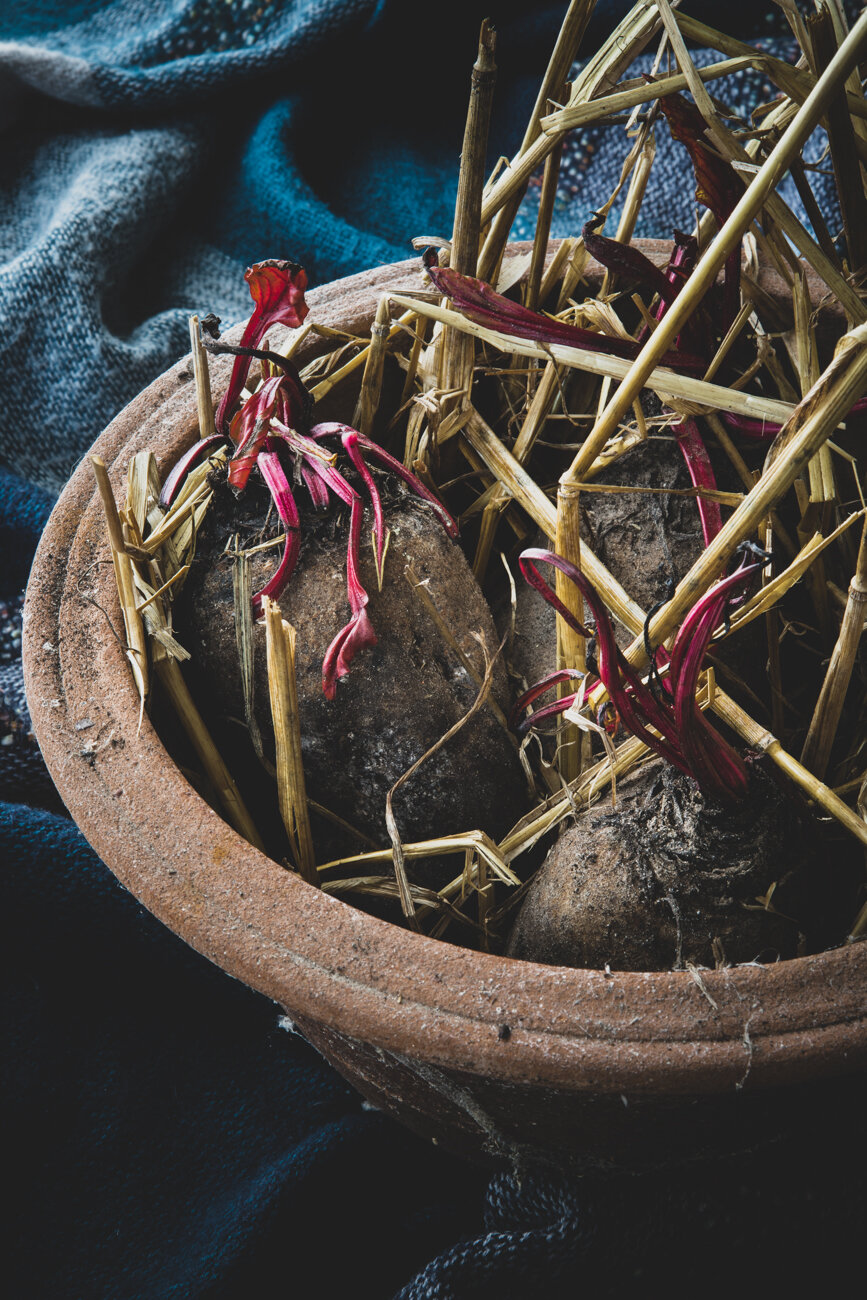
left=24, top=252, right=866, bottom=1174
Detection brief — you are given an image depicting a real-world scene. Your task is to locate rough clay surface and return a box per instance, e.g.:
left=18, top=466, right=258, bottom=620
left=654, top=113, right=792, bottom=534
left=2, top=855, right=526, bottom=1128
left=507, top=758, right=824, bottom=972
left=179, top=473, right=529, bottom=875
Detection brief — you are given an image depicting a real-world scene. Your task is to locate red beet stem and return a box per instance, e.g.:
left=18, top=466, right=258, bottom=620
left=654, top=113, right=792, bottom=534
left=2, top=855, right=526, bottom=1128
left=672, top=417, right=723, bottom=546
left=251, top=449, right=301, bottom=617
left=215, top=260, right=309, bottom=434
left=518, top=547, right=757, bottom=800
left=424, top=262, right=705, bottom=373
left=158, top=435, right=229, bottom=510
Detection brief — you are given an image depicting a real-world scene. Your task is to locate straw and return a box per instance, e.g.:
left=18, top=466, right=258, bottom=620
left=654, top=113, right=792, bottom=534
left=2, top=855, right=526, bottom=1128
left=477, top=0, right=594, bottom=283
left=710, top=691, right=867, bottom=852
left=189, top=315, right=216, bottom=440
left=441, top=18, right=497, bottom=407
left=800, top=521, right=867, bottom=781
left=554, top=483, right=585, bottom=781
left=540, top=56, right=755, bottom=133
left=91, top=456, right=148, bottom=706
left=263, top=599, right=317, bottom=884
left=478, top=2, right=661, bottom=231
left=352, top=293, right=391, bottom=437
left=561, top=9, right=867, bottom=489
left=387, top=292, right=798, bottom=423
left=524, top=137, right=564, bottom=313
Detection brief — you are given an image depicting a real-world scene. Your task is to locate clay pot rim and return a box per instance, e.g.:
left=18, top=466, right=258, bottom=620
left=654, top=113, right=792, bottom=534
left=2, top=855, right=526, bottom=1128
left=24, top=251, right=866, bottom=1100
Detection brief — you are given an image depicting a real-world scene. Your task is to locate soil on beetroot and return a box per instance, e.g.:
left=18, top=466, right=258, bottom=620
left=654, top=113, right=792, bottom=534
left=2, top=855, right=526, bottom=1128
left=584, top=435, right=706, bottom=616
left=503, top=431, right=720, bottom=686
left=176, top=467, right=530, bottom=885
left=507, top=756, right=858, bottom=971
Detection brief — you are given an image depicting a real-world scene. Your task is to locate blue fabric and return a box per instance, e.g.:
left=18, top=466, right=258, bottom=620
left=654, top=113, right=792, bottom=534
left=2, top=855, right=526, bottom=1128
left=4, top=799, right=488, bottom=1297
left=2, top=0, right=832, bottom=492
left=0, top=0, right=550, bottom=491
left=2, top=2, right=864, bottom=1296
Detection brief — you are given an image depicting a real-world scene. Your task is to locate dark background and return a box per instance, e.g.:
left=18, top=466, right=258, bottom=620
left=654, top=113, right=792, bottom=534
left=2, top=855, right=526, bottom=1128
left=2, top=3, right=865, bottom=1295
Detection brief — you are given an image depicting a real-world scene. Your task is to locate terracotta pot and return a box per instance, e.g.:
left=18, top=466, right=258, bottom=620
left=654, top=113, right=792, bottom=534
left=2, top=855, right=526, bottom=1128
left=24, top=249, right=866, bottom=1174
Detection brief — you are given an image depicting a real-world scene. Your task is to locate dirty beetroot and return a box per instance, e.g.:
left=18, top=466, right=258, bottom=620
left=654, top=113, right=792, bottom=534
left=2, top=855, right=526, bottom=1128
left=507, top=757, right=835, bottom=972
left=178, top=471, right=528, bottom=883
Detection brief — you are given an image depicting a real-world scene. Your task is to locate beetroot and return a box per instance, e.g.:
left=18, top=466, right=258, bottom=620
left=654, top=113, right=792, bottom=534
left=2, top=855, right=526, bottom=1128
left=178, top=472, right=529, bottom=878
left=507, top=758, right=822, bottom=971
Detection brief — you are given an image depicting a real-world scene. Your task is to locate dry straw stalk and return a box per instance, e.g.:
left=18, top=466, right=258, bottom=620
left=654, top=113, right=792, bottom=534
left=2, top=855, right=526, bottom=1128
left=91, top=455, right=148, bottom=704
left=800, top=522, right=867, bottom=781
left=479, top=1, right=661, bottom=229
left=264, top=598, right=317, bottom=885
left=478, top=0, right=594, bottom=282
left=711, top=692, right=867, bottom=853
left=561, top=8, right=867, bottom=488
left=352, top=293, right=392, bottom=437
left=541, top=55, right=755, bottom=133
left=554, top=483, right=586, bottom=782
left=189, top=315, right=216, bottom=440
left=440, top=19, right=498, bottom=408
left=388, top=292, right=798, bottom=423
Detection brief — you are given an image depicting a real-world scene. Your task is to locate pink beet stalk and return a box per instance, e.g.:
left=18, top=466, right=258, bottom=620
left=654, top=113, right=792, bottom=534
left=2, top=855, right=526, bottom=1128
left=658, top=93, right=742, bottom=334
left=510, top=668, right=592, bottom=736
left=301, top=464, right=330, bottom=510
left=583, top=215, right=675, bottom=304
left=297, top=451, right=378, bottom=697
left=310, top=422, right=459, bottom=539
left=667, top=561, right=755, bottom=799
left=228, top=376, right=288, bottom=491
left=517, top=548, right=757, bottom=801
left=519, top=549, right=686, bottom=773
left=319, top=489, right=377, bottom=699
left=264, top=419, right=457, bottom=695
left=423, top=255, right=704, bottom=373
left=164, top=255, right=466, bottom=699
left=159, top=435, right=228, bottom=510
left=671, top=417, right=723, bottom=546
left=339, top=428, right=389, bottom=586
left=252, top=449, right=301, bottom=618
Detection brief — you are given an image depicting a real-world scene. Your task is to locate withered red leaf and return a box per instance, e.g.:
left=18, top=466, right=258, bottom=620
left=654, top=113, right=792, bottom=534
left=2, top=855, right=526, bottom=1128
left=216, top=259, right=310, bottom=434
left=583, top=215, right=675, bottom=303
left=425, top=260, right=704, bottom=373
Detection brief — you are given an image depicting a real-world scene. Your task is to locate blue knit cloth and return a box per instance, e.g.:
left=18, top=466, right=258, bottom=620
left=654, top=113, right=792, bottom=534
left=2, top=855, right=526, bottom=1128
left=2, top=3, right=864, bottom=1296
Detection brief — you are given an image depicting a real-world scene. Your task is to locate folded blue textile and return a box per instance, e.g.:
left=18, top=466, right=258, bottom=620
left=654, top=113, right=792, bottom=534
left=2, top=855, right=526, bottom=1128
left=1, top=0, right=845, bottom=492
left=2, top=3, right=864, bottom=1297
left=0, top=0, right=552, bottom=490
